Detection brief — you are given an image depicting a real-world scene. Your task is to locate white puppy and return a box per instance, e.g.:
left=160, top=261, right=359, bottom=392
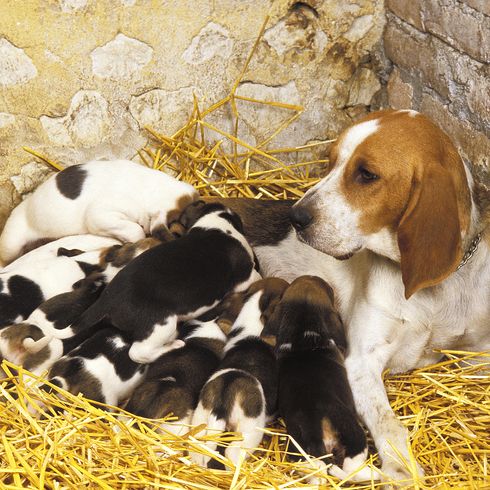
left=0, top=159, right=197, bottom=264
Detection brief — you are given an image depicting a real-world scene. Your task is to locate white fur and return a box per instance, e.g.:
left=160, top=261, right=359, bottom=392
left=0, top=159, right=197, bottom=264
left=255, top=182, right=490, bottom=481
left=185, top=319, right=227, bottom=343
left=82, top=354, right=145, bottom=407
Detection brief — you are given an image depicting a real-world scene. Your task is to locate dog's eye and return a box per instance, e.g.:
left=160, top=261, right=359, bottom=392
left=357, top=166, right=379, bottom=183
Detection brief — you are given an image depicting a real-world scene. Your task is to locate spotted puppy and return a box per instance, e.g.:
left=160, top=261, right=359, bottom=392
left=49, top=201, right=261, bottom=364
left=0, top=235, right=120, bottom=328
left=43, top=324, right=147, bottom=408
left=191, top=277, right=288, bottom=467
left=0, top=273, right=106, bottom=375
left=124, top=318, right=226, bottom=435
left=0, top=159, right=197, bottom=264
left=272, top=276, right=374, bottom=482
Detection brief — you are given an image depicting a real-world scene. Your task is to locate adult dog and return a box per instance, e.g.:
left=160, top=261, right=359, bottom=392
left=214, top=109, right=490, bottom=481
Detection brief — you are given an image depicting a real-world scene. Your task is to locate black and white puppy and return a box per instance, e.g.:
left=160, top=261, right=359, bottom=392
left=124, top=318, right=226, bottom=435
left=47, top=201, right=261, bottom=364
left=191, top=277, right=288, bottom=467
left=272, top=275, right=374, bottom=482
left=43, top=324, right=147, bottom=408
left=0, top=273, right=106, bottom=375
left=0, top=159, right=197, bottom=264
left=0, top=235, right=120, bottom=328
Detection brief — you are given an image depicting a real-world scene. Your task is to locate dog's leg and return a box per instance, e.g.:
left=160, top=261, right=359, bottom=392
left=345, top=349, right=423, bottom=484
left=128, top=316, right=183, bottom=364
left=345, top=311, right=423, bottom=485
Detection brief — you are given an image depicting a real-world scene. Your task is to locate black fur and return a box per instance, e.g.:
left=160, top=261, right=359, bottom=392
left=0, top=275, right=44, bottom=327
left=55, top=164, right=87, bottom=199
left=68, top=205, right=254, bottom=346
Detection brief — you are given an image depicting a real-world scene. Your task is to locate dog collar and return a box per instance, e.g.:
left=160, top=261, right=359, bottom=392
left=457, top=232, right=482, bottom=270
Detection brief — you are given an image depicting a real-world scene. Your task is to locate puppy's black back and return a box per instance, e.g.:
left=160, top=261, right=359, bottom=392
left=72, top=228, right=253, bottom=339
left=278, top=347, right=366, bottom=462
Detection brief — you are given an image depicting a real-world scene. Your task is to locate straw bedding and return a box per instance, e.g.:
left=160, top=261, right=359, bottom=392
left=4, top=20, right=489, bottom=489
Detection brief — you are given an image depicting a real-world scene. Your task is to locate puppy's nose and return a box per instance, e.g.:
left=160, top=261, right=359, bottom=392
left=290, top=205, right=313, bottom=230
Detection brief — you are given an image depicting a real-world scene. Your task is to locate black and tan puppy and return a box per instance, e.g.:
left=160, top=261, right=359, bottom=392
left=44, top=201, right=260, bottom=364
left=272, top=275, right=374, bottom=482
left=191, top=277, right=288, bottom=467
left=123, top=318, right=226, bottom=435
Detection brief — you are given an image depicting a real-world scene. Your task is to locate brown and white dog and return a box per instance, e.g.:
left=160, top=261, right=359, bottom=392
left=214, top=109, right=490, bottom=482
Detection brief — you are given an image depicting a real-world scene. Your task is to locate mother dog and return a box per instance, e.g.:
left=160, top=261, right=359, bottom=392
left=216, top=109, right=490, bottom=481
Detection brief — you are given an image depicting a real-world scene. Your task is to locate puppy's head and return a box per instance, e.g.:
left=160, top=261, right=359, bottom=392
left=269, top=275, right=346, bottom=355
left=99, top=237, right=161, bottom=269
left=218, top=277, right=289, bottom=340
left=290, top=110, right=472, bottom=298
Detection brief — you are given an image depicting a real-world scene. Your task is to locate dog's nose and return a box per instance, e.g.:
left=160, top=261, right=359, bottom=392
left=290, top=206, right=313, bottom=230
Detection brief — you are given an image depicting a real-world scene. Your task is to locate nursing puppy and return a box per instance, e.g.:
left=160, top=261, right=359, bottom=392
left=48, top=201, right=261, bottom=364
left=124, top=318, right=226, bottom=435
left=0, top=235, right=119, bottom=328
left=43, top=324, right=147, bottom=408
left=0, top=159, right=197, bottom=264
left=273, top=276, right=373, bottom=482
left=191, top=277, right=288, bottom=468
left=0, top=273, right=106, bottom=374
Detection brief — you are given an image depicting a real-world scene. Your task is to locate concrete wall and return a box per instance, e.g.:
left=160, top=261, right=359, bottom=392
left=0, top=0, right=385, bottom=231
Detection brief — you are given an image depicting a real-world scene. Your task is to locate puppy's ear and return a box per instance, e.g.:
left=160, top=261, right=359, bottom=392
left=178, top=200, right=208, bottom=229
left=151, top=224, right=175, bottom=242
left=217, top=291, right=246, bottom=327
left=398, top=163, right=463, bottom=299
left=57, top=247, right=84, bottom=257
left=99, top=244, right=123, bottom=265
left=326, top=311, right=347, bottom=354
left=223, top=209, right=244, bottom=234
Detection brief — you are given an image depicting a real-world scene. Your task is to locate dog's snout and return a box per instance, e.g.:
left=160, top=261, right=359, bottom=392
left=290, top=206, right=313, bottom=231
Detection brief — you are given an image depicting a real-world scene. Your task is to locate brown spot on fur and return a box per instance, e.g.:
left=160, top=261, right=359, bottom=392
left=20, top=238, right=55, bottom=256
left=322, top=417, right=344, bottom=464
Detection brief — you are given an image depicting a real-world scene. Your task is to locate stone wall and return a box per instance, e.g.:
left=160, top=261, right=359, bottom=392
left=384, top=0, right=490, bottom=188
left=0, top=0, right=385, bottom=231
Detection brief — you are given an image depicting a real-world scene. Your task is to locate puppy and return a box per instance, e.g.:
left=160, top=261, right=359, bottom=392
left=43, top=324, right=148, bottom=408
left=0, top=235, right=119, bottom=328
left=0, top=273, right=106, bottom=374
left=191, top=277, right=288, bottom=467
left=272, top=276, right=374, bottom=482
left=45, top=201, right=261, bottom=364
left=0, top=159, right=197, bottom=264
left=124, top=318, right=226, bottom=435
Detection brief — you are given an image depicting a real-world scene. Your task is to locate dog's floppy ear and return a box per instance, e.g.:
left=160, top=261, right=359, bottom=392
left=178, top=200, right=208, bottom=229
left=398, top=163, right=463, bottom=299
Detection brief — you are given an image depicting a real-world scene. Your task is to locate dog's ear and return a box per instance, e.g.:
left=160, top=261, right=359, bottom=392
left=57, top=247, right=84, bottom=257
left=222, top=209, right=244, bottom=234
left=178, top=200, right=208, bottom=229
left=398, top=163, right=463, bottom=299
left=99, top=244, right=123, bottom=265
left=259, top=279, right=289, bottom=325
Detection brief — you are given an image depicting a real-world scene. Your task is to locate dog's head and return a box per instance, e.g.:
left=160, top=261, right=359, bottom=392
left=290, top=110, right=472, bottom=298
left=268, top=275, right=346, bottom=354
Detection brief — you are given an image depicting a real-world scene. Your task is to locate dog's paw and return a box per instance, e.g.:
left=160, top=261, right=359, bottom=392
left=381, top=459, right=424, bottom=487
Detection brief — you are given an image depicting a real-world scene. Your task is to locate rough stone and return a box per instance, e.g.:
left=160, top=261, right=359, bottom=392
left=0, top=113, right=15, bottom=129
left=423, top=0, right=489, bottom=63
left=386, top=0, right=425, bottom=30
left=10, top=161, right=53, bottom=196
left=0, top=38, right=37, bottom=86
left=182, top=22, right=234, bottom=65
left=463, top=0, right=490, bottom=16
left=347, top=68, right=381, bottom=106
left=387, top=68, right=414, bottom=109
left=264, top=7, right=328, bottom=56
left=41, top=90, right=111, bottom=147
left=129, top=87, right=195, bottom=136
left=420, top=94, right=490, bottom=171
left=343, top=15, right=375, bottom=42
left=59, top=0, right=88, bottom=12
left=91, top=34, right=153, bottom=79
